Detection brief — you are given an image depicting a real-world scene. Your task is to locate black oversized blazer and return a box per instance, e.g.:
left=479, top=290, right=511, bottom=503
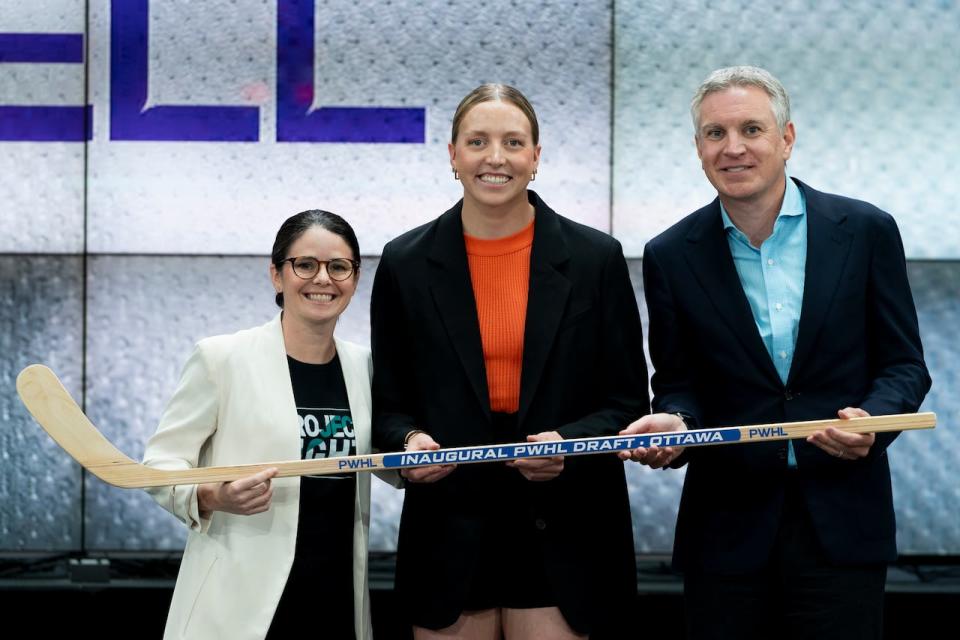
left=371, top=191, right=649, bottom=633
left=642, top=178, right=931, bottom=574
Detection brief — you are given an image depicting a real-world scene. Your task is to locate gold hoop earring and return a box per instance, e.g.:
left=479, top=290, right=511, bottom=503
left=452, top=167, right=459, bottom=180
left=531, top=171, right=537, bottom=181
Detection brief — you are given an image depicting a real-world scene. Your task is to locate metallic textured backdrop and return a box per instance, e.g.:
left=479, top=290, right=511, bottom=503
left=1, top=0, right=956, bottom=555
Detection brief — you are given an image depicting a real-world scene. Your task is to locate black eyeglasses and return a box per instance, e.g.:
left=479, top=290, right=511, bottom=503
left=280, top=256, right=359, bottom=281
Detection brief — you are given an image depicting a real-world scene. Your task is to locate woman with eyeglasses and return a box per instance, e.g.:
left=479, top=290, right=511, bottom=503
left=143, top=210, right=382, bottom=640
left=371, top=84, right=650, bottom=639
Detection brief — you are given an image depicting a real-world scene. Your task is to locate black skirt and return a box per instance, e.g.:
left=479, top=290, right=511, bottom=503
left=432, top=412, right=556, bottom=624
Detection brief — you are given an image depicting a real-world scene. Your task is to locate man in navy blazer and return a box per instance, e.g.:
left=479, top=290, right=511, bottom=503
left=622, top=66, right=930, bottom=639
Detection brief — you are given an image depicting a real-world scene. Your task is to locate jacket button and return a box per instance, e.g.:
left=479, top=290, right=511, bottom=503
left=534, top=518, right=547, bottom=531
left=785, top=389, right=794, bottom=401
left=777, top=449, right=787, bottom=461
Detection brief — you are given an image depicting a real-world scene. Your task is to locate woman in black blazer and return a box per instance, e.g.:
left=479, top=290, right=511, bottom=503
left=371, top=84, right=649, bottom=639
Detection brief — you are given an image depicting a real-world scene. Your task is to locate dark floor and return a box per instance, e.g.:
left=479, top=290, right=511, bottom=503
left=2, top=553, right=957, bottom=638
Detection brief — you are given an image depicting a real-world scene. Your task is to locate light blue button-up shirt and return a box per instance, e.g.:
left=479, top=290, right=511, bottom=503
left=720, top=177, right=806, bottom=466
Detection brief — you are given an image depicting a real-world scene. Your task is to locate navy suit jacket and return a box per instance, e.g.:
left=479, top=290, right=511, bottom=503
left=643, top=178, right=931, bottom=573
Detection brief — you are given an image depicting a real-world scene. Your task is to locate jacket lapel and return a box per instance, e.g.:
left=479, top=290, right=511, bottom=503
left=518, top=194, right=571, bottom=426
left=682, top=201, right=781, bottom=382
left=260, top=313, right=302, bottom=460
left=788, top=180, right=853, bottom=383
left=427, top=203, right=492, bottom=418
left=336, top=338, right=372, bottom=455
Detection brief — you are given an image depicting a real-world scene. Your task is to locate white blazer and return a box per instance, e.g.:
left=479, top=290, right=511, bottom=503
left=143, top=314, right=375, bottom=640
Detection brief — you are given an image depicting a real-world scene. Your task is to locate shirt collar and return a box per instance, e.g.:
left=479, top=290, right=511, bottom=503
left=720, top=174, right=806, bottom=233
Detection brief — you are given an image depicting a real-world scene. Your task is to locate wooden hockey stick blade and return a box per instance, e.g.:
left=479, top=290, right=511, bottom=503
left=17, top=364, right=936, bottom=489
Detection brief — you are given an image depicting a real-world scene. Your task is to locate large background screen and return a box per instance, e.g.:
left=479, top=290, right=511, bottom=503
left=2, top=0, right=957, bottom=555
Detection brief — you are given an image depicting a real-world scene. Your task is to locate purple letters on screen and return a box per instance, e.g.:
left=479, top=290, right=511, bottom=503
left=109, top=0, right=260, bottom=141
left=0, top=33, right=90, bottom=141
left=276, top=0, right=425, bottom=143
left=0, top=33, right=83, bottom=63
left=0, top=1, right=425, bottom=143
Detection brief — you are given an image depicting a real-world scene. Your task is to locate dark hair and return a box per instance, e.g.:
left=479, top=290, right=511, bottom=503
left=271, top=209, right=361, bottom=308
left=451, top=83, right=539, bottom=145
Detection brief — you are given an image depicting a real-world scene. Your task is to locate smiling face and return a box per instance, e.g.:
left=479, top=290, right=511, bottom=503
left=270, top=226, right=358, bottom=332
left=695, top=85, right=795, bottom=207
left=448, top=100, right=541, bottom=214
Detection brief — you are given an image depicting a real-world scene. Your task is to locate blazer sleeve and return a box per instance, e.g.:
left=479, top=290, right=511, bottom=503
left=642, top=240, right=704, bottom=466
left=142, top=344, right=220, bottom=533
left=370, top=247, right=419, bottom=452
left=554, top=238, right=650, bottom=440
left=859, top=212, right=931, bottom=454
left=362, top=345, right=404, bottom=488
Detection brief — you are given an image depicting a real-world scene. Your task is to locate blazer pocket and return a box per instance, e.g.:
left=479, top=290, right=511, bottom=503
left=558, top=303, right=594, bottom=333
left=826, top=290, right=867, bottom=324
left=832, top=289, right=866, bottom=305
left=181, top=553, right=220, bottom=637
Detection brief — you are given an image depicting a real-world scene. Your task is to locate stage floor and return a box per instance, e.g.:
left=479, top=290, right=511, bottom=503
left=2, top=553, right=957, bottom=638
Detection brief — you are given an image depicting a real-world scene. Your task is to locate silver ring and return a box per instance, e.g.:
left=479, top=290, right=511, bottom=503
left=835, top=448, right=845, bottom=458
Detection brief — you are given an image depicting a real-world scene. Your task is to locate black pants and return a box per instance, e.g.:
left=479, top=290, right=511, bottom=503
left=683, top=475, right=887, bottom=640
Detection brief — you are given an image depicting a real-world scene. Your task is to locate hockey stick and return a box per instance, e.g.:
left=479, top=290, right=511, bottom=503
left=17, top=364, right=936, bottom=489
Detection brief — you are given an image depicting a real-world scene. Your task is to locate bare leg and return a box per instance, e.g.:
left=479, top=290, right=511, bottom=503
left=414, top=609, right=502, bottom=640
left=502, top=607, right=586, bottom=640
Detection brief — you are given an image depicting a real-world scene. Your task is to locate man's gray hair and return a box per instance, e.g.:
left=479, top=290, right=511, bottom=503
left=691, top=66, right=791, bottom=137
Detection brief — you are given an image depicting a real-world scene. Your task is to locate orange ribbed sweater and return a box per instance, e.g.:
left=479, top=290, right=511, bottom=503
left=464, top=221, right=534, bottom=413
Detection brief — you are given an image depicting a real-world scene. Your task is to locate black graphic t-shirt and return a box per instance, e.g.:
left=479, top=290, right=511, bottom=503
left=267, top=354, right=357, bottom=640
